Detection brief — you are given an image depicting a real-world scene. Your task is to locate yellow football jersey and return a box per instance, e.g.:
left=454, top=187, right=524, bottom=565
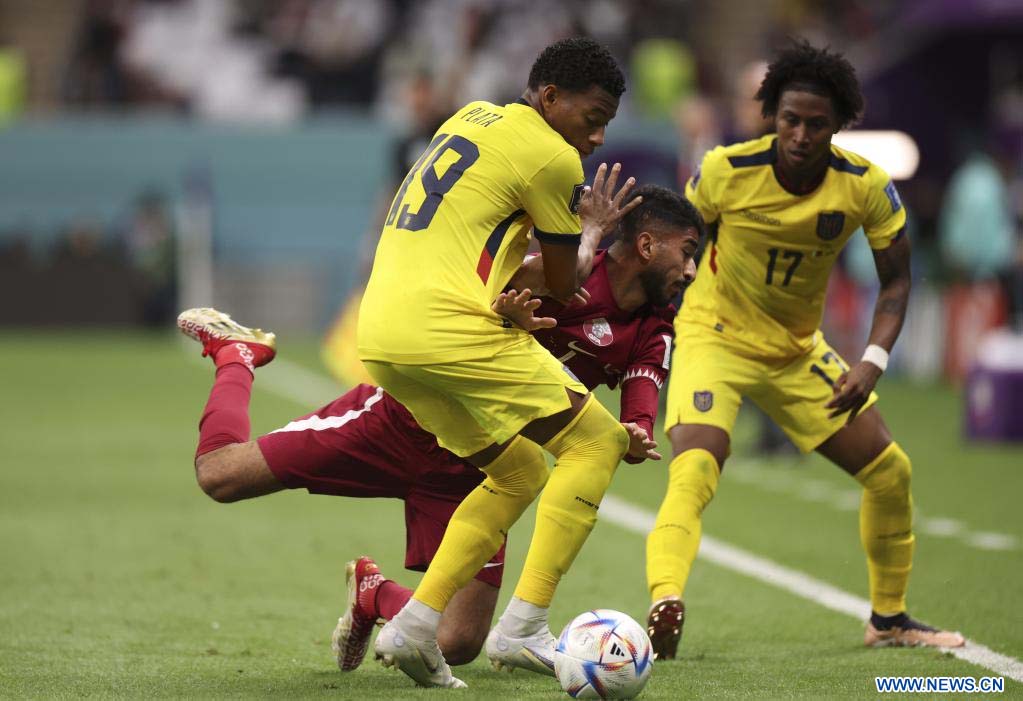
left=681, top=134, right=906, bottom=358
left=358, top=100, right=585, bottom=364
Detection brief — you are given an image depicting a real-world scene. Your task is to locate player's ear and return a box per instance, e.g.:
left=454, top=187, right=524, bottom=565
left=637, top=231, right=655, bottom=262
left=541, top=84, right=558, bottom=106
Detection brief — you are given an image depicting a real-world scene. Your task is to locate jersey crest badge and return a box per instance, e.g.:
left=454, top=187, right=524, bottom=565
left=816, top=211, right=845, bottom=241
left=569, top=183, right=585, bottom=214
left=583, top=317, right=613, bottom=347
left=693, top=390, right=714, bottom=412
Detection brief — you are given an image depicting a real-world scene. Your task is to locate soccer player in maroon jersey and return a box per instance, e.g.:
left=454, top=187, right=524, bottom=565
left=177, top=181, right=703, bottom=673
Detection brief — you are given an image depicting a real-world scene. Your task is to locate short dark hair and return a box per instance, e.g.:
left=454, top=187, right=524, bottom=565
left=528, top=37, right=625, bottom=99
left=620, top=185, right=705, bottom=242
left=755, top=39, right=864, bottom=130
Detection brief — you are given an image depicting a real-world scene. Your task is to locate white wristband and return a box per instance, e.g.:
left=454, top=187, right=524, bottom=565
left=861, top=344, right=889, bottom=372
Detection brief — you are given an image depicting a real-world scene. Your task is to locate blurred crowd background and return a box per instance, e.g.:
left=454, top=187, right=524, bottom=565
left=1, top=0, right=1022, bottom=388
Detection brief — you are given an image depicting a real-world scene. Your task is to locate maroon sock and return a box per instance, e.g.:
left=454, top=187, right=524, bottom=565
left=375, top=580, right=413, bottom=620
left=196, top=362, right=254, bottom=458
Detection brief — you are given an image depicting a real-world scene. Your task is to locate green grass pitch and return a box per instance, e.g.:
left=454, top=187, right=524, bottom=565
left=1, top=330, right=1020, bottom=699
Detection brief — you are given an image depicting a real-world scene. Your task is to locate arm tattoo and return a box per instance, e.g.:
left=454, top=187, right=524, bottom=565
left=867, top=230, right=912, bottom=346
left=872, top=230, right=911, bottom=288
left=877, top=297, right=906, bottom=316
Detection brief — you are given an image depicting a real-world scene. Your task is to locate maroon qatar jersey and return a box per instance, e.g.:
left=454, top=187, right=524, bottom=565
left=532, top=250, right=676, bottom=455
left=359, top=250, right=675, bottom=464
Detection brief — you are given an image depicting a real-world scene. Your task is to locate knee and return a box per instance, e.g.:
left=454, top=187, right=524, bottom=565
left=592, top=405, right=630, bottom=461
left=887, top=448, right=912, bottom=491
left=485, top=439, right=549, bottom=500
left=194, top=451, right=241, bottom=503
left=437, top=625, right=486, bottom=666
left=547, top=398, right=630, bottom=464
left=669, top=426, right=729, bottom=469
left=889, top=446, right=912, bottom=491
left=521, top=459, right=551, bottom=497
left=667, top=449, right=721, bottom=505
left=858, top=443, right=912, bottom=496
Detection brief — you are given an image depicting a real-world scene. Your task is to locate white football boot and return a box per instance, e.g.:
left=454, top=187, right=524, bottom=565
left=373, top=618, right=466, bottom=688
left=484, top=623, right=557, bottom=676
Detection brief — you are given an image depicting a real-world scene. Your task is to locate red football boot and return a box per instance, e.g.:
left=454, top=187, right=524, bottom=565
left=177, top=307, right=276, bottom=372
left=331, top=556, right=385, bottom=671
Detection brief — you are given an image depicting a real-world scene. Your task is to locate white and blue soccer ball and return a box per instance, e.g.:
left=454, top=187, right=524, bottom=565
left=554, top=609, right=653, bottom=699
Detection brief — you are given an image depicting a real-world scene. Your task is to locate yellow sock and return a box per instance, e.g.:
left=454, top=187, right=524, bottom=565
left=413, top=436, right=548, bottom=612
left=855, top=442, right=914, bottom=616
left=646, top=449, right=720, bottom=602
left=513, top=396, right=629, bottom=607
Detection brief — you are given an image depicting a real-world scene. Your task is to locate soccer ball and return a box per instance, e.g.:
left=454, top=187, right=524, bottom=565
left=554, top=609, right=653, bottom=699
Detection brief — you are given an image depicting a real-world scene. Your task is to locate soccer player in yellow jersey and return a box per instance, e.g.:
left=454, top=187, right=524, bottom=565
left=357, top=38, right=638, bottom=688
left=645, top=41, right=966, bottom=659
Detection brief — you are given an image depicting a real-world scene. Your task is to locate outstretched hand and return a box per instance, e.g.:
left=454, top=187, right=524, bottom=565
left=825, top=360, right=882, bottom=424
left=622, top=422, right=661, bottom=462
left=491, top=288, right=557, bottom=331
left=578, top=162, right=642, bottom=242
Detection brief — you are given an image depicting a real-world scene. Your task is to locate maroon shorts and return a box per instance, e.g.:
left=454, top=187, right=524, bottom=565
left=256, top=384, right=505, bottom=587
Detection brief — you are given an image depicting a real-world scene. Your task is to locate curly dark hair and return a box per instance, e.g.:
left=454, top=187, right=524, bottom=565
left=528, top=37, right=625, bottom=99
left=755, top=39, right=864, bottom=130
left=620, top=185, right=705, bottom=242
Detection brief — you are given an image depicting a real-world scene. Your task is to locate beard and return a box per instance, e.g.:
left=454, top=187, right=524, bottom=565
left=638, top=266, right=674, bottom=307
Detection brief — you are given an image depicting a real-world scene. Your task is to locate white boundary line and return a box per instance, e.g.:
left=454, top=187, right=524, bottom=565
left=600, top=494, right=1023, bottom=684
left=725, top=463, right=1018, bottom=552
left=185, top=352, right=1023, bottom=684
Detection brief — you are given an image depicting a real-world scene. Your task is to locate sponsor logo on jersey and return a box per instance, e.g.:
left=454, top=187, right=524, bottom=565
left=739, top=209, right=781, bottom=226
left=693, top=390, right=714, bottom=412
left=884, top=180, right=903, bottom=213
left=583, top=317, right=613, bottom=347
left=569, top=183, right=585, bottom=214
left=816, top=211, right=846, bottom=240
left=566, top=340, right=598, bottom=358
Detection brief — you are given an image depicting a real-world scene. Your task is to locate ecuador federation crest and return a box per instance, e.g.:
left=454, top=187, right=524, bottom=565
left=693, top=390, right=714, bottom=412
left=583, top=317, right=613, bottom=347
left=816, top=211, right=846, bottom=241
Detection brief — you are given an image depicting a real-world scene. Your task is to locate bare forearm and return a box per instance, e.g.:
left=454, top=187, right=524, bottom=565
left=867, top=232, right=912, bottom=352
left=575, top=223, right=603, bottom=281
left=866, top=278, right=910, bottom=351
left=827, top=232, right=911, bottom=422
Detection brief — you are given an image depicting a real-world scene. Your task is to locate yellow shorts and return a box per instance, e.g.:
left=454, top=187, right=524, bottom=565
left=664, top=330, right=879, bottom=453
left=363, top=336, right=587, bottom=458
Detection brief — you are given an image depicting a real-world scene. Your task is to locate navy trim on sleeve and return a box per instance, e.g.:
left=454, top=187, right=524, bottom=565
left=534, top=229, right=582, bottom=245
